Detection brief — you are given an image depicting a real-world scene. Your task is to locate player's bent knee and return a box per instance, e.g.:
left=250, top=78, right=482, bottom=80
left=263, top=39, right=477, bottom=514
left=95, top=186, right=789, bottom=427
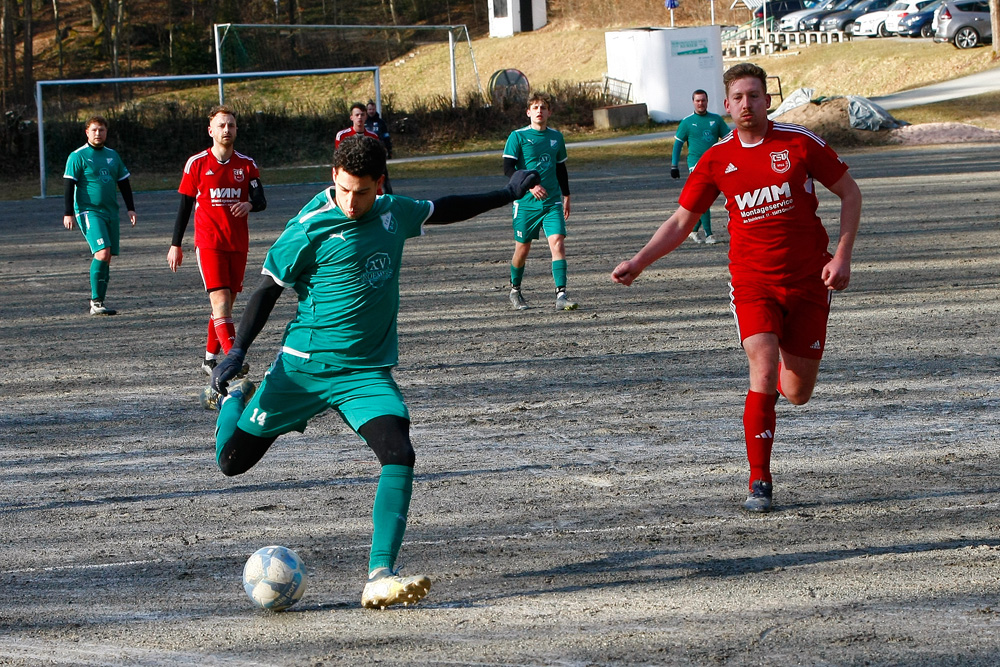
left=358, top=415, right=415, bottom=467
left=218, top=429, right=278, bottom=476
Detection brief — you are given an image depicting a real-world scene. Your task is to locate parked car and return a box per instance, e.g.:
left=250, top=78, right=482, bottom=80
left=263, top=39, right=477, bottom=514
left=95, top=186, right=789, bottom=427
left=895, top=0, right=943, bottom=36
left=753, top=0, right=817, bottom=24
left=884, top=0, right=938, bottom=32
left=779, top=0, right=839, bottom=30
left=819, top=0, right=892, bottom=31
left=933, top=0, right=992, bottom=47
left=853, top=0, right=906, bottom=35
left=798, top=0, right=857, bottom=29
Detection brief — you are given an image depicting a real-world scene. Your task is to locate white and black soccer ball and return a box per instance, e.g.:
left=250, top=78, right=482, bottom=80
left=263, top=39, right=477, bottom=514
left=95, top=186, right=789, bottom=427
left=242, top=545, right=307, bottom=611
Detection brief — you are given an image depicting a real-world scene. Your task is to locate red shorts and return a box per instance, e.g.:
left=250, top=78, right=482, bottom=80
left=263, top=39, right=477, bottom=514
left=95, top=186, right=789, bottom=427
left=729, top=276, right=832, bottom=360
left=196, top=247, right=247, bottom=294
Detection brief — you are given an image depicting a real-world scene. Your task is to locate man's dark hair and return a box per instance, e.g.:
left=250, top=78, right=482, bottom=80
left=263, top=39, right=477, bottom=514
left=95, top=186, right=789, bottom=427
left=350, top=102, right=366, bottom=115
left=85, top=115, right=108, bottom=129
left=526, top=91, right=553, bottom=110
left=723, top=63, right=768, bottom=95
left=208, top=104, right=237, bottom=122
left=692, top=89, right=708, bottom=99
left=334, top=135, right=386, bottom=180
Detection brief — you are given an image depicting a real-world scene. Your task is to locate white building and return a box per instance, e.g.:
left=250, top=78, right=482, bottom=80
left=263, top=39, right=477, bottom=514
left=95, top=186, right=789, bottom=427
left=487, top=0, right=548, bottom=38
left=604, top=26, right=726, bottom=122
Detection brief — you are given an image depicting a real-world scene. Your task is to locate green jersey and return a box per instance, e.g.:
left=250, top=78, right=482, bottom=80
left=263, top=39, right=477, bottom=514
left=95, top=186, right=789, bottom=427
left=63, top=143, right=131, bottom=219
left=503, top=126, right=567, bottom=206
left=672, top=112, right=730, bottom=168
left=262, top=189, right=433, bottom=369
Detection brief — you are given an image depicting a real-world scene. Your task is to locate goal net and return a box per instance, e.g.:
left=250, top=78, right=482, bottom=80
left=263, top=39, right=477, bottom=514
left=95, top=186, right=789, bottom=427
left=35, top=67, right=380, bottom=198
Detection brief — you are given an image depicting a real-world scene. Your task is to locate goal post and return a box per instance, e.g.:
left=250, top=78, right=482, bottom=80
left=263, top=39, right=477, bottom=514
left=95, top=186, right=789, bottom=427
left=35, top=66, right=380, bottom=199
left=213, top=23, right=485, bottom=109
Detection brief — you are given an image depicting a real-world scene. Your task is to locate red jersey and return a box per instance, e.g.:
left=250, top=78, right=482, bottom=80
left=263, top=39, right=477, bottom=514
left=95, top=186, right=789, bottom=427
left=178, top=149, right=260, bottom=253
left=335, top=126, right=380, bottom=148
left=679, top=121, right=849, bottom=284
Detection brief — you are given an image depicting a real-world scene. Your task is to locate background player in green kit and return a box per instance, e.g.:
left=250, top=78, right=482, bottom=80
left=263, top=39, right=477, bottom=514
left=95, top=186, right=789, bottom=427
left=502, top=92, right=577, bottom=311
left=671, top=90, right=730, bottom=245
left=62, top=116, right=137, bottom=315
left=206, top=135, right=539, bottom=610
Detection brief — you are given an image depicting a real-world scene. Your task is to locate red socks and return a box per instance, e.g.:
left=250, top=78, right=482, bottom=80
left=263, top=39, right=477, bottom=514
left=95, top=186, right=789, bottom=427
left=744, top=390, right=778, bottom=490
left=212, top=316, right=236, bottom=355
left=206, top=316, right=221, bottom=358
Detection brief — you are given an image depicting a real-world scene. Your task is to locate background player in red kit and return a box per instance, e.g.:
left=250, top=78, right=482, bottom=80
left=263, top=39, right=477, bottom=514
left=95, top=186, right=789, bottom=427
left=336, top=103, right=391, bottom=194
left=168, top=105, right=267, bottom=375
left=612, top=63, right=862, bottom=513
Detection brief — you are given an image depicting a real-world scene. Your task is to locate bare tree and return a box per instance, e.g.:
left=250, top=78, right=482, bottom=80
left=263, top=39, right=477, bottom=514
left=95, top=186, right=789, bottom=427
left=22, top=0, right=32, bottom=105
left=52, top=0, right=65, bottom=78
left=1, top=0, right=16, bottom=106
left=991, top=0, right=998, bottom=58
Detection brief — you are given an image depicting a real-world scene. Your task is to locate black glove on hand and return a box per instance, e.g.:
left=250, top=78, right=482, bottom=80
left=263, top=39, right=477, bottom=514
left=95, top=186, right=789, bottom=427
left=670, top=166, right=680, bottom=179
left=506, top=169, right=540, bottom=200
left=212, top=347, right=246, bottom=395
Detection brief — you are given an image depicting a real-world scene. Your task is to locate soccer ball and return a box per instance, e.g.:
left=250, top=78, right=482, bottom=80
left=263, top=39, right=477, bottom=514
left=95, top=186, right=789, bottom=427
left=242, top=545, right=307, bottom=611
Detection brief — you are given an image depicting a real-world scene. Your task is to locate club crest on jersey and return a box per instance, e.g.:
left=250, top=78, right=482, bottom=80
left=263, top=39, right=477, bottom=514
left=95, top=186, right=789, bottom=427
left=233, top=168, right=245, bottom=183
left=550, top=139, right=557, bottom=147
left=381, top=212, right=397, bottom=233
left=363, top=252, right=393, bottom=288
left=107, top=158, right=114, bottom=164
left=770, top=150, right=790, bottom=174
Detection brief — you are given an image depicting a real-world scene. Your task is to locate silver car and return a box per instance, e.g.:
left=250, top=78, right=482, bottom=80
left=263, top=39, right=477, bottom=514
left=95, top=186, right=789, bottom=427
left=933, top=0, right=992, bottom=48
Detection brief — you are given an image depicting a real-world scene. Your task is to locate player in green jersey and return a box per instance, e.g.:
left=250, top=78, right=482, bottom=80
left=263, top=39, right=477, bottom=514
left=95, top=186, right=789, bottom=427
left=671, top=90, right=730, bottom=245
left=502, top=92, right=577, bottom=311
left=206, top=135, right=539, bottom=610
left=62, top=116, right=137, bottom=315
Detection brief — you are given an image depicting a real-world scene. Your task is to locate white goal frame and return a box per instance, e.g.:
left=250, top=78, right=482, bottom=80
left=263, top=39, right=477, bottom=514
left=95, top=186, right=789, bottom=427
left=214, top=23, right=485, bottom=109
left=34, top=66, right=380, bottom=198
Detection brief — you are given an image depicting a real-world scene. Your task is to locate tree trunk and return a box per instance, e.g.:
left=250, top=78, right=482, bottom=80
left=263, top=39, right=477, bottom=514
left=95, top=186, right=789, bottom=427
left=990, top=0, right=999, bottom=59
left=2, top=0, right=16, bottom=106
left=22, top=0, right=33, bottom=107
left=52, top=0, right=64, bottom=77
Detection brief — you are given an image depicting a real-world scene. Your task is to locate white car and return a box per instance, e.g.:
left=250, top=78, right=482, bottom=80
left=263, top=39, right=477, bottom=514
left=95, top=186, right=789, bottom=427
left=853, top=0, right=905, bottom=35
left=884, top=0, right=938, bottom=32
left=779, top=0, right=839, bottom=30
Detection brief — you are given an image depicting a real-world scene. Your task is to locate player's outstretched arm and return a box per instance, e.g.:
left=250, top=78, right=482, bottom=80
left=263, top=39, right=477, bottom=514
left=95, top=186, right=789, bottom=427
left=611, top=206, right=701, bottom=286
left=249, top=177, right=267, bottom=212
left=212, top=276, right=284, bottom=394
left=426, top=169, right=540, bottom=225
left=821, top=172, right=862, bottom=291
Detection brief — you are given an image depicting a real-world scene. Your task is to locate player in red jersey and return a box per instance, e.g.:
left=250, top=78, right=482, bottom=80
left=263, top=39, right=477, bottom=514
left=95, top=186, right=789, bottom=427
left=336, top=103, right=391, bottom=194
left=168, top=105, right=267, bottom=376
left=612, top=63, right=862, bottom=513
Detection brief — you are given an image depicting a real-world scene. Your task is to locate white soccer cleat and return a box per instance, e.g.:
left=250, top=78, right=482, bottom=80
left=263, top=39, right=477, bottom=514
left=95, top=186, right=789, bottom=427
left=509, top=287, right=529, bottom=310
left=361, top=568, right=431, bottom=610
left=89, top=300, right=117, bottom=316
left=555, top=291, right=578, bottom=311
left=704, top=234, right=719, bottom=245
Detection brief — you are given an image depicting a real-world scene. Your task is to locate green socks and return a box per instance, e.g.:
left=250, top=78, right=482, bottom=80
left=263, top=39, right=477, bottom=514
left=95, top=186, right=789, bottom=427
left=510, top=264, right=525, bottom=289
left=369, top=464, right=414, bottom=572
left=90, top=259, right=110, bottom=301
left=551, top=259, right=567, bottom=291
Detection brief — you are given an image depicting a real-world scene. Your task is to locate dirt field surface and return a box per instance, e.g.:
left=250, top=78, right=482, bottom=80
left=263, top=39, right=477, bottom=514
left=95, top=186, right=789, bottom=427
left=2, top=144, right=999, bottom=666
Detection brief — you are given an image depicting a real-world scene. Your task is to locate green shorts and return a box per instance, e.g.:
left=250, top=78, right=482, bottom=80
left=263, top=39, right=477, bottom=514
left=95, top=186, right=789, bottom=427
left=237, top=352, right=409, bottom=438
left=77, top=210, right=120, bottom=255
left=512, top=199, right=565, bottom=243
